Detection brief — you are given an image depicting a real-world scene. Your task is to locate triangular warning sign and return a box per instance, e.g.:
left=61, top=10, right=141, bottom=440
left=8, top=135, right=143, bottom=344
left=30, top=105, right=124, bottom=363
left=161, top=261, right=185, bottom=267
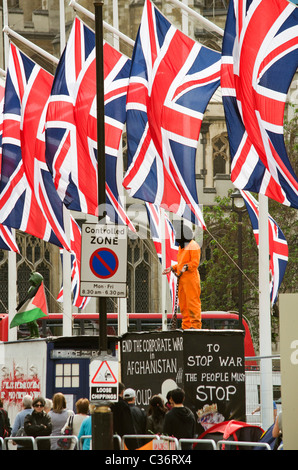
left=91, top=361, right=117, bottom=384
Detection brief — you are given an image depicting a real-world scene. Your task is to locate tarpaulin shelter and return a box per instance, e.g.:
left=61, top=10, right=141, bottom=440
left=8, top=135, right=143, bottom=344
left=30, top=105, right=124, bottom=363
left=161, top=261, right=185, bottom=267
left=195, top=420, right=264, bottom=450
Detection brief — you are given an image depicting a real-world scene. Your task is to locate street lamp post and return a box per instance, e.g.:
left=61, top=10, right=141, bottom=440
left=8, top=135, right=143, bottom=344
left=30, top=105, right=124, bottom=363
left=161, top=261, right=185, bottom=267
left=231, top=189, right=246, bottom=330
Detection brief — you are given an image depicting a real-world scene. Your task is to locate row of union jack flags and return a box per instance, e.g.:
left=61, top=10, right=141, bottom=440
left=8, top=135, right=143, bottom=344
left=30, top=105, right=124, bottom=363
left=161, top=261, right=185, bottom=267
left=0, top=0, right=297, bottom=308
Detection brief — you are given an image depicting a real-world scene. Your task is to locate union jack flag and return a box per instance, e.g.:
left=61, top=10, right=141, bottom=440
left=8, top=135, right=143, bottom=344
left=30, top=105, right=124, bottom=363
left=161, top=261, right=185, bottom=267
left=123, top=0, right=221, bottom=229
left=0, top=225, right=19, bottom=252
left=45, top=17, right=135, bottom=231
left=221, top=0, right=298, bottom=209
left=0, top=81, right=19, bottom=252
left=57, top=216, right=90, bottom=309
left=146, top=202, right=178, bottom=312
left=0, top=80, right=4, bottom=167
left=241, top=190, right=288, bottom=305
left=0, top=44, right=70, bottom=250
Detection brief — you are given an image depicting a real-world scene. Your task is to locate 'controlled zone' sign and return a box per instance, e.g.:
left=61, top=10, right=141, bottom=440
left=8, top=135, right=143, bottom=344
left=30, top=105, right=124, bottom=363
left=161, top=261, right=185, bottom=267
left=80, top=223, right=127, bottom=297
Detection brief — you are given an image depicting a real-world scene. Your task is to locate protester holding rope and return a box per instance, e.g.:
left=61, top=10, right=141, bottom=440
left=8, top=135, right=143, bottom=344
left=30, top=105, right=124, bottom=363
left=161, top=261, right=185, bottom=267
left=163, top=223, right=201, bottom=330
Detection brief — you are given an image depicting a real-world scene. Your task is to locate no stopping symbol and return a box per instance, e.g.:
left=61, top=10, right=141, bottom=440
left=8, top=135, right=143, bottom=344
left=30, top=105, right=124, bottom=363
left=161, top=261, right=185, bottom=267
left=89, top=248, right=119, bottom=279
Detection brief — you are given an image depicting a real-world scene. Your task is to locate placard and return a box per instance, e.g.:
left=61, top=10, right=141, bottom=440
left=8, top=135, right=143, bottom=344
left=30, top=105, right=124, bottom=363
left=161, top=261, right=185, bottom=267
left=120, top=330, right=245, bottom=433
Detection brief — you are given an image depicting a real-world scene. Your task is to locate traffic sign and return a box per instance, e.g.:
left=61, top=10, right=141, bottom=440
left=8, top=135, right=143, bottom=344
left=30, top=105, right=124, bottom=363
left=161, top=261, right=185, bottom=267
left=80, top=223, right=127, bottom=297
left=90, top=355, right=118, bottom=402
left=89, top=248, right=119, bottom=279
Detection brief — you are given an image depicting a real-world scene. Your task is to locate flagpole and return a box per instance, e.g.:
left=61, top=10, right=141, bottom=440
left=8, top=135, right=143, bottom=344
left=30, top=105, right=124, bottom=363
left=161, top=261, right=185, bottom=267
left=111, top=0, right=128, bottom=335
left=3, top=26, right=59, bottom=65
left=161, top=208, right=168, bottom=331
left=59, top=0, right=73, bottom=337
left=258, top=194, right=274, bottom=430
left=3, top=0, right=17, bottom=342
left=94, top=0, right=107, bottom=354
left=69, top=0, right=135, bottom=47
left=169, top=0, right=224, bottom=36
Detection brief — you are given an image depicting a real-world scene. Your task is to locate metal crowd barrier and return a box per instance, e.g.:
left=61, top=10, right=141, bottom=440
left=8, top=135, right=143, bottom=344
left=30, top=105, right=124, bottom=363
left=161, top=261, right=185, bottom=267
left=78, top=434, right=122, bottom=450
left=216, top=440, right=271, bottom=450
left=1, top=434, right=279, bottom=450
left=79, top=435, right=91, bottom=449
left=121, top=434, right=162, bottom=450
left=178, top=438, right=217, bottom=450
left=35, top=435, right=79, bottom=449
left=4, top=436, right=36, bottom=450
left=3, top=434, right=78, bottom=450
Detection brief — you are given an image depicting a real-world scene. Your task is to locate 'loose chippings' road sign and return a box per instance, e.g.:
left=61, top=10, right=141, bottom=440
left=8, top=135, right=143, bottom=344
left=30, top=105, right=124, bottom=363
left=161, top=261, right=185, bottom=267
left=90, top=355, right=119, bottom=402
left=80, top=223, right=127, bottom=297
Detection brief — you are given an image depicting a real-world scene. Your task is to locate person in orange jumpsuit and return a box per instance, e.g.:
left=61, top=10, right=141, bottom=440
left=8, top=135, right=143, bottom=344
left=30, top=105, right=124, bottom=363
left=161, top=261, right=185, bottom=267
left=163, top=224, right=201, bottom=330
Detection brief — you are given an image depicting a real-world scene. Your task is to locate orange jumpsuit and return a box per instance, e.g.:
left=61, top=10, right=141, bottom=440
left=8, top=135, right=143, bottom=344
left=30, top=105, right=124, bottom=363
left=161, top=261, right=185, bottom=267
left=172, top=240, right=201, bottom=330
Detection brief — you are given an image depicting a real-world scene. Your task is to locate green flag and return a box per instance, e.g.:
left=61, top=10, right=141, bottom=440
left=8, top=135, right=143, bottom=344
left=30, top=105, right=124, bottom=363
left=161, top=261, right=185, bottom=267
left=10, top=282, right=48, bottom=328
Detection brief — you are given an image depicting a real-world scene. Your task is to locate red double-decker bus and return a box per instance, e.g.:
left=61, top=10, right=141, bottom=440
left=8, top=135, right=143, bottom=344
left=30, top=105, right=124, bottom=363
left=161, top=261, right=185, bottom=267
left=0, top=310, right=256, bottom=368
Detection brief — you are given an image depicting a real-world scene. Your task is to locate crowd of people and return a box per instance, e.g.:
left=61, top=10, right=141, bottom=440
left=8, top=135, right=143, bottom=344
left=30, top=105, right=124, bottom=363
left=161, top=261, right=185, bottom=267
left=0, top=385, right=196, bottom=450
left=112, top=384, right=196, bottom=450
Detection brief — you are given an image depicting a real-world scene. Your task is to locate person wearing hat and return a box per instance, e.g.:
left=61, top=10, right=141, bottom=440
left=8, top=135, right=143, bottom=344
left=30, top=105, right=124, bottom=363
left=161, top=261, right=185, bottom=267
left=163, top=223, right=201, bottom=329
left=24, top=397, right=52, bottom=450
left=123, top=388, right=146, bottom=449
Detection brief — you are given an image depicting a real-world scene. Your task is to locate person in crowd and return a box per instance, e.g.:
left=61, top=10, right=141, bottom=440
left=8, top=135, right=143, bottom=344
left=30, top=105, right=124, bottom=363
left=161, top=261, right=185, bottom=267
left=11, top=395, right=33, bottom=450
left=77, top=415, right=92, bottom=450
left=165, top=390, right=173, bottom=411
left=44, top=398, right=53, bottom=414
left=0, top=398, right=11, bottom=440
left=110, top=383, right=135, bottom=449
left=146, top=395, right=167, bottom=435
left=162, top=223, right=201, bottom=329
left=62, top=398, right=90, bottom=450
left=272, top=411, right=283, bottom=449
left=123, top=388, right=147, bottom=450
left=48, top=392, right=74, bottom=450
left=252, top=401, right=278, bottom=422
left=24, top=396, right=52, bottom=450
left=162, top=388, right=196, bottom=450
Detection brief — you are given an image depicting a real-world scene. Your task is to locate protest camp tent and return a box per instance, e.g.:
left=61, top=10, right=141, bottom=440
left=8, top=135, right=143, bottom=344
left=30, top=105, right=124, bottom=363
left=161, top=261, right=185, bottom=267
left=195, top=420, right=264, bottom=450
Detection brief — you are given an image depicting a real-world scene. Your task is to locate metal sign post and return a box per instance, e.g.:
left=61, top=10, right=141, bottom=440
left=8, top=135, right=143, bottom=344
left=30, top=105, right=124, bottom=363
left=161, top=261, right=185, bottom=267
left=92, top=0, right=113, bottom=451
left=94, top=0, right=107, bottom=355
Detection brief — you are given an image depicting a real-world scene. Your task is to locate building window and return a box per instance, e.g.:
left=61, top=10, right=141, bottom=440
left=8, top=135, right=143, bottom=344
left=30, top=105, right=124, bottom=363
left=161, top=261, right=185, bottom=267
left=127, top=237, right=153, bottom=313
left=55, top=363, right=80, bottom=388
left=212, top=134, right=229, bottom=177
